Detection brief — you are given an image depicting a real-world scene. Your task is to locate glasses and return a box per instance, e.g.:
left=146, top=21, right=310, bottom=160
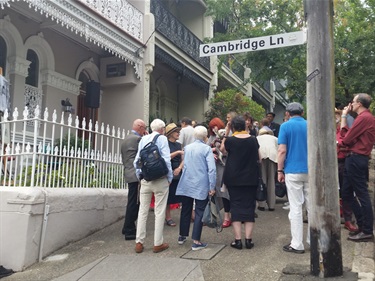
left=138, top=124, right=147, bottom=129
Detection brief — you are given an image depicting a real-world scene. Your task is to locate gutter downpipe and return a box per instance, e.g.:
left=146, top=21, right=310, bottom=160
left=38, top=188, right=49, bottom=262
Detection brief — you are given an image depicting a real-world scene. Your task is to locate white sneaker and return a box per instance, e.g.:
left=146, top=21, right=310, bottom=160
left=283, top=202, right=289, bottom=206
left=282, top=205, right=290, bottom=210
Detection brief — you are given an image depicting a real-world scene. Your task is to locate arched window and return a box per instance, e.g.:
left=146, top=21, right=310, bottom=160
left=25, top=49, right=39, bottom=86
left=24, top=49, right=42, bottom=125
left=0, top=36, right=6, bottom=75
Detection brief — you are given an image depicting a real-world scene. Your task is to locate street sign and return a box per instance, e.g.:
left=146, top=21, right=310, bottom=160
left=200, top=30, right=306, bottom=57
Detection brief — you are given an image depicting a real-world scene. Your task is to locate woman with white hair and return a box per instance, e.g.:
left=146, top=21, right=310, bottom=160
left=176, top=126, right=216, bottom=251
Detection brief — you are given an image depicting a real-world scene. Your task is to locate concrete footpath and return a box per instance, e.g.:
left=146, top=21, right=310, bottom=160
left=3, top=197, right=374, bottom=281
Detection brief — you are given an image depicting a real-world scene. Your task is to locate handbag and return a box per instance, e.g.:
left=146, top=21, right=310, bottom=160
left=275, top=181, right=287, bottom=197
left=256, top=163, right=267, bottom=201
left=202, top=194, right=223, bottom=233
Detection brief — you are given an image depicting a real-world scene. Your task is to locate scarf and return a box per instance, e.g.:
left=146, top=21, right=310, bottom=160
left=232, top=130, right=248, bottom=136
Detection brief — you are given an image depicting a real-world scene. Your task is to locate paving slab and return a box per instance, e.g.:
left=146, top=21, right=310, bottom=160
left=53, top=257, right=107, bottom=281
left=180, top=243, right=226, bottom=260
left=53, top=255, right=203, bottom=281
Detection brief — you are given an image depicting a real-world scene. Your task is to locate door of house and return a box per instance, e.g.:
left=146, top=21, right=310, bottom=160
left=77, top=90, right=98, bottom=139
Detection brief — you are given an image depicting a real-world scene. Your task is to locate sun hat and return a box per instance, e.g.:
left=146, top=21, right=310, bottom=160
left=258, top=127, right=274, bottom=136
left=165, top=123, right=180, bottom=137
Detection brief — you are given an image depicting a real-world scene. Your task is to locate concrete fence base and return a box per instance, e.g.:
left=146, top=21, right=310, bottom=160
left=0, top=187, right=127, bottom=271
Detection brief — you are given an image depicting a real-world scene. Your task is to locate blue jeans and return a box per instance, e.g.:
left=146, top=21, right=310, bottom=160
left=342, top=154, right=374, bottom=234
left=179, top=196, right=208, bottom=241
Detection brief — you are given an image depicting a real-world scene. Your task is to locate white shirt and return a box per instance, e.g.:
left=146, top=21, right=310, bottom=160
left=257, top=134, right=278, bottom=163
left=178, top=125, right=195, bottom=148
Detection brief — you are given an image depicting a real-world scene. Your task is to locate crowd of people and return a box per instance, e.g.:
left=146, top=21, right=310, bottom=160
left=120, top=94, right=374, bottom=255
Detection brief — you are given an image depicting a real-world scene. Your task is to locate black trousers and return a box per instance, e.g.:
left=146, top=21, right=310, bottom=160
left=122, top=182, right=140, bottom=236
left=342, top=154, right=374, bottom=234
left=179, top=196, right=208, bottom=241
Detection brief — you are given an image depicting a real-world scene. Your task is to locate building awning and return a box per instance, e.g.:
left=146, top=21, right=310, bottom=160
left=155, top=46, right=210, bottom=98
left=1, top=0, right=144, bottom=80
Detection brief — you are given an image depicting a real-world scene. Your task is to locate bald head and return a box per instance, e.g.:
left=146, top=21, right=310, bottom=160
left=132, top=119, right=146, bottom=135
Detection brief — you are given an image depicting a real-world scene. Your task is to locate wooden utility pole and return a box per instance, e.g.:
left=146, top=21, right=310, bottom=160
left=305, top=0, right=343, bottom=277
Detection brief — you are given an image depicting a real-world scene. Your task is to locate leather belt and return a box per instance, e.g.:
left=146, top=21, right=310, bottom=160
left=347, top=151, right=368, bottom=157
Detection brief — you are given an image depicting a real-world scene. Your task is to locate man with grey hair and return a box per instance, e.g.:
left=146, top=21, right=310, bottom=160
left=277, top=102, right=309, bottom=254
left=339, top=93, right=375, bottom=242
left=133, top=119, right=173, bottom=253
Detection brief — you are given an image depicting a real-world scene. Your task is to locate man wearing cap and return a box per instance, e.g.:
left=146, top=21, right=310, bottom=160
left=266, top=112, right=280, bottom=137
left=277, top=102, right=309, bottom=254
left=339, top=93, right=375, bottom=242
left=121, top=119, right=147, bottom=240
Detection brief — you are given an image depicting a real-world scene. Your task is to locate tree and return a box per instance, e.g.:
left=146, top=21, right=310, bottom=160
left=205, top=0, right=375, bottom=104
left=204, top=89, right=265, bottom=123
left=334, top=0, right=375, bottom=103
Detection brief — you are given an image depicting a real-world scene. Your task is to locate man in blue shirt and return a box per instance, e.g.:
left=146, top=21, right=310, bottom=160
left=277, top=102, right=309, bottom=254
left=133, top=119, right=173, bottom=254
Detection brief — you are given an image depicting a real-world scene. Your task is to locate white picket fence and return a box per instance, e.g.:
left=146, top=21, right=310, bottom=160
left=0, top=106, right=126, bottom=188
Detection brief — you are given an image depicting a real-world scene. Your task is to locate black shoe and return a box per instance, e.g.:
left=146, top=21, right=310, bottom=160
left=245, top=239, right=254, bottom=249
left=282, top=244, right=305, bottom=254
left=0, top=266, right=14, bottom=278
left=230, top=239, right=243, bottom=250
left=268, top=208, right=275, bottom=211
left=125, top=234, right=136, bottom=241
left=347, top=232, right=374, bottom=242
left=257, top=207, right=266, bottom=211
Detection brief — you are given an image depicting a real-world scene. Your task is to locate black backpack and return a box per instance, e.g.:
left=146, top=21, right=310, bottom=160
left=138, top=134, right=169, bottom=181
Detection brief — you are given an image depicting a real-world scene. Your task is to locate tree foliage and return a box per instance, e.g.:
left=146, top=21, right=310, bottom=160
left=204, top=89, right=265, bottom=123
left=205, top=0, right=375, bottom=105
left=334, top=0, right=375, bottom=104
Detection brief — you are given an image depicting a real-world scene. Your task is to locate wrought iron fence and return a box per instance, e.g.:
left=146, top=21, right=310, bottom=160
left=0, top=106, right=126, bottom=189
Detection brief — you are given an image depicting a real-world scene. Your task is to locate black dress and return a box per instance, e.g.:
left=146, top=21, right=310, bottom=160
left=167, top=141, right=182, bottom=204
left=223, top=136, right=259, bottom=222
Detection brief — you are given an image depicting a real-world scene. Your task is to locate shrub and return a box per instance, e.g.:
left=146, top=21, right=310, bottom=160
left=204, top=89, right=265, bottom=123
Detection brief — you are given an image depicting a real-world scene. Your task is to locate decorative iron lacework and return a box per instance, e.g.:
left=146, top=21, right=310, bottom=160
left=1, top=0, right=143, bottom=80
left=77, top=0, right=143, bottom=41
left=24, top=84, right=43, bottom=126
left=151, top=0, right=210, bottom=71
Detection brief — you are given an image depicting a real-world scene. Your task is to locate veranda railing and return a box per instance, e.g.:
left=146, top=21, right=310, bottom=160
left=0, top=106, right=126, bottom=189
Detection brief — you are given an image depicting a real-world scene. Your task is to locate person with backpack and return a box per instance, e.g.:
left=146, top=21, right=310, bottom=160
left=133, top=119, right=173, bottom=254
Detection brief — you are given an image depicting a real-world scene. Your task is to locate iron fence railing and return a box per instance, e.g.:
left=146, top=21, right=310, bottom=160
left=0, top=106, right=126, bottom=189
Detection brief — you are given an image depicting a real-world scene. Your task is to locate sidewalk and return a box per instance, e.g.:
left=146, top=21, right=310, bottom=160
left=3, top=198, right=374, bottom=281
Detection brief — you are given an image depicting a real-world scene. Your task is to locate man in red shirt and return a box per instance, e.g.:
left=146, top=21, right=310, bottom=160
left=339, top=93, right=375, bottom=242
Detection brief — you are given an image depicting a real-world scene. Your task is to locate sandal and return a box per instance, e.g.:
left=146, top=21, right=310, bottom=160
left=165, top=219, right=176, bottom=227
left=222, top=220, right=232, bottom=228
